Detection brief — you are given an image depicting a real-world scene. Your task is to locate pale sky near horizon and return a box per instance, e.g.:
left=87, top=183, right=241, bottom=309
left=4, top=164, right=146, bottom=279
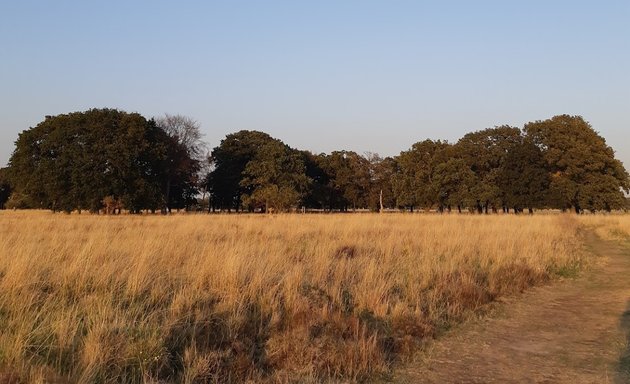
left=1, top=1, right=628, bottom=168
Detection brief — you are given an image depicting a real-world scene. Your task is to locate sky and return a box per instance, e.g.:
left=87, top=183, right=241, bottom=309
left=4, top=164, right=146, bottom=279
left=1, top=1, right=629, bottom=168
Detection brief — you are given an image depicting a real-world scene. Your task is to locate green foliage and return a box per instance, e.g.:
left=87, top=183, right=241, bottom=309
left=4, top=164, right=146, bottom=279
left=7, top=109, right=188, bottom=213
left=454, top=126, right=522, bottom=211
left=6, top=111, right=629, bottom=214
left=300, top=151, right=334, bottom=210
left=240, top=140, right=310, bottom=211
left=366, top=154, right=397, bottom=211
left=391, top=140, right=451, bottom=211
left=432, top=158, right=476, bottom=211
left=154, top=114, right=204, bottom=211
left=499, top=139, right=550, bottom=211
left=525, top=115, right=629, bottom=212
left=4, top=192, right=37, bottom=210
left=208, top=130, right=277, bottom=211
left=319, top=151, right=371, bottom=211
left=0, top=168, right=11, bottom=209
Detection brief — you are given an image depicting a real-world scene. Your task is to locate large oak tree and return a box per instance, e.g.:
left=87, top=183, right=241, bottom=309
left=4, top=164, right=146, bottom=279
left=7, top=109, right=186, bottom=213
left=525, top=115, right=629, bottom=212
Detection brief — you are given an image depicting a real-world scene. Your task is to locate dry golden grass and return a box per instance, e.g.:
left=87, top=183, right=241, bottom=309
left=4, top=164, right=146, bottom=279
left=577, top=214, right=630, bottom=242
left=0, top=212, right=587, bottom=383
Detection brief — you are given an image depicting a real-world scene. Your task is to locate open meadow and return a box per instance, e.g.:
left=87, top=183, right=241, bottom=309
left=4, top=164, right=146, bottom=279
left=1, top=212, right=628, bottom=383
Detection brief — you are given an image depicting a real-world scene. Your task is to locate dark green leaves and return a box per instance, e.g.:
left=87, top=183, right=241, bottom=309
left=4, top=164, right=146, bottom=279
left=7, top=109, right=191, bottom=213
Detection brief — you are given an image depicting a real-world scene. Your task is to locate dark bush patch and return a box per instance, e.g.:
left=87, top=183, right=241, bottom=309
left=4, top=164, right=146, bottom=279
left=333, top=245, right=358, bottom=259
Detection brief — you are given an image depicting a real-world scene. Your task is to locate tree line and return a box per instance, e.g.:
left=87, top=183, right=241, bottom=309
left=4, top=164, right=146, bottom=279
left=1, top=109, right=628, bottom=214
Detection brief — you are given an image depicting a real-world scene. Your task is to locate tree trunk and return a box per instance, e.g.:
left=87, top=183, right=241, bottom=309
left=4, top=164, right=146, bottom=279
left=379, top=189, right=384, bottom=213
left=164, top=179, right=171, bottom=214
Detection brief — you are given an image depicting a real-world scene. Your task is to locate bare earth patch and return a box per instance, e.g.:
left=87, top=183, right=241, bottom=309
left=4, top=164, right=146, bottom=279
left=393, top=232, right=630, bottom=383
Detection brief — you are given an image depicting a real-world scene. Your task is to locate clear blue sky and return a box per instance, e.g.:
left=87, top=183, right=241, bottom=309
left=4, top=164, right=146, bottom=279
left=1, top=1, right=629, bottom=168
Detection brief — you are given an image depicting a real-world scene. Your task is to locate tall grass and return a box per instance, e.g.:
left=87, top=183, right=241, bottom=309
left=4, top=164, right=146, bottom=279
left=0, top=212, right=585, bottom=382
left=577, top=214, right=630, bottom=241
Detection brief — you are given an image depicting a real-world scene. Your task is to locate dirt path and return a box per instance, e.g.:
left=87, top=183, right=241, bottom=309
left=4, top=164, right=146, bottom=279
left=393, top=232, right=630, bottom=383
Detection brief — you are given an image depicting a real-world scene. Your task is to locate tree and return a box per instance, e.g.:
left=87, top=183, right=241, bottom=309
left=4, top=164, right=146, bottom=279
left=240, top=140, right=310, bottom=212
left=432, top=158, right=475, bottom=213
left=0, top=168, right=12, bottom=210
left=391, top=140, right=451, bottom=211
left=341, top=152, right=371, bottom=210
left=499, top=139, right=550, bottom=213
left=300, top=151, right=334, bottom=210
left=365, top=153, right=397, bottom=212
left=154, top=114, right=206, bottom=160
left=207, top=130, right=278, bottom=211
left=305, top=153, right=343, bottom=211
left=319, top=151, right=371, bottom=211
left=154, top=114, right=205, bottom=212
left=525, top=115, right=629, bottom=213
left=7, top=109, right=176, bottom=213
left=455, top=126, right=522, bottom=213
left=197, top=156, right=214, bottom=212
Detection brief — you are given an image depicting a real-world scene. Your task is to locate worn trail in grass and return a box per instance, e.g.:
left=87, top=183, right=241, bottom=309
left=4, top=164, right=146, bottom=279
left=394, top=231, right=630, bottom=383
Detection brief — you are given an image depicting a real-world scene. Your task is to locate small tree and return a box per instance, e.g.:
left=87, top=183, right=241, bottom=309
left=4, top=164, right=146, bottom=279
left=102, top=196, right=123, bottom=215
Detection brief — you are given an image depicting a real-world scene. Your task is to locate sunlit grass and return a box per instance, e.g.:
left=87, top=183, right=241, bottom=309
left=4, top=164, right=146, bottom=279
left=0, top=211, right=587, bottom=382
left=577, top=214, right=630, bottom=242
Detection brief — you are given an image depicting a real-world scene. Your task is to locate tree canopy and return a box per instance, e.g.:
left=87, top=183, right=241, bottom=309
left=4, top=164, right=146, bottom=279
left=7, top=109, right=197, bottom=213
left=240, top=139, right=310, bottom=211
left=154, top=114, right=204, bottom=212
left=525, top=115, right=629, bottom=213
left=0, top=168, right=11, bottom=210
left=4, top=112, right=629, bottom=214
left=207, top=130, right=278, bottom=211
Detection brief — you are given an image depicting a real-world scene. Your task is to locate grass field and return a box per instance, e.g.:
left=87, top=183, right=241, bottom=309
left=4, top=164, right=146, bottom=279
left=0, top=212, right=606, bottom=383
left=580, top=214, right=630, bottom=242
